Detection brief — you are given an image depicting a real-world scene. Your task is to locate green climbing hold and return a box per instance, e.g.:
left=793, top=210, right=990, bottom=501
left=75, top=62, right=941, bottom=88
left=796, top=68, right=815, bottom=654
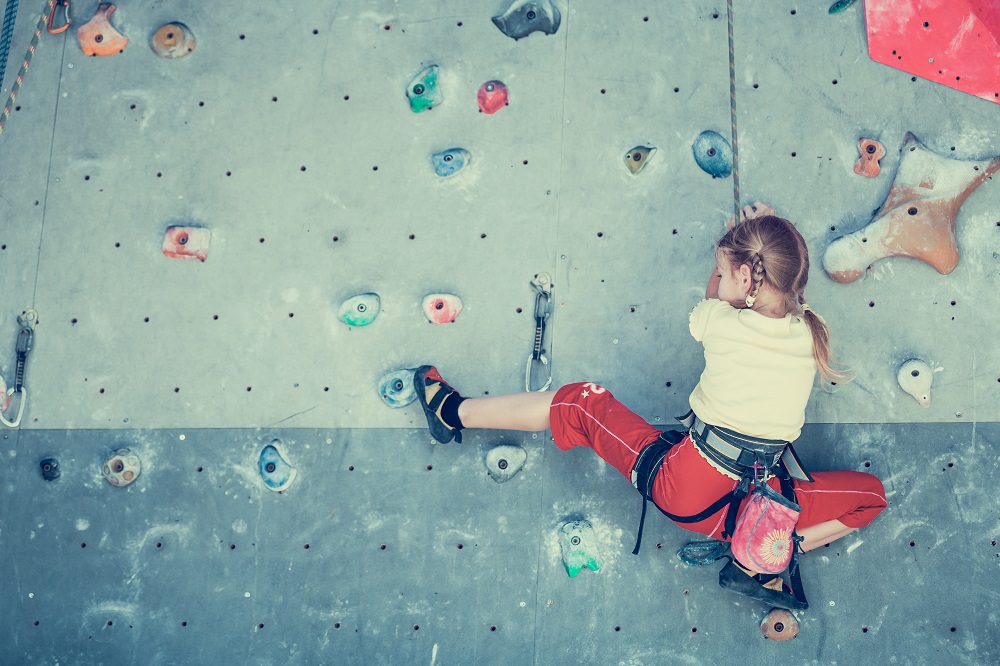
left=407, top=65, right=442, bottom=113
left=828, top=0, right=857, bottom=14
left=338, top=293, right=381, bottom=327
left=559, top=520, right=601, bottom=577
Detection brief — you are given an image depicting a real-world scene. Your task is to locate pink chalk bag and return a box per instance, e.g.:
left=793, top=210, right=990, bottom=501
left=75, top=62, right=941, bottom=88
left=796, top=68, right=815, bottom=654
left=730, top=467, right=802, bottom=575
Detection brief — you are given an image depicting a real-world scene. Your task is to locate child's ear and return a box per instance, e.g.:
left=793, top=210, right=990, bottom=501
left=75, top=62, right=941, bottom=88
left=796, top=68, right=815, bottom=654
left=739, top=263, right=753, bottom=284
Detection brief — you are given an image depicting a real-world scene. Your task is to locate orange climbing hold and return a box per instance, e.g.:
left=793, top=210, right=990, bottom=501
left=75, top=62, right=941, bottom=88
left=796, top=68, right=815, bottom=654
left=853, top=138, right=885, bottom=178
left=865, top=0, right=1000, bottom=104
left=151, top=22, right=196, bottom=58
left=77, top=4, right=128, bottom=56
left=823, top=133, right=1000, bottom=283
left=163, top=226, right=211, bottom=261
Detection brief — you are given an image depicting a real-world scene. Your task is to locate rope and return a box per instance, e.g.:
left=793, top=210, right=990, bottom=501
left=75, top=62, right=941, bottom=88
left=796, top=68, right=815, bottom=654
left=0, top=0, right=18, bottom=87
left=726, top=0, right=740, bottom=221
left=0, top=0, right=55, bottom=141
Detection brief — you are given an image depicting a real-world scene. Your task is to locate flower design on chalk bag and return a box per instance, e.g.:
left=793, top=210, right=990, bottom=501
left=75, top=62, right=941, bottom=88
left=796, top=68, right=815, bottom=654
left=759, top=529, right=792, bottom=566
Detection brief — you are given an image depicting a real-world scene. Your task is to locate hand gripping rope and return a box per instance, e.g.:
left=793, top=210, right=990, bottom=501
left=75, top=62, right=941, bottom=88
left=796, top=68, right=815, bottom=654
left=1, top=309, right=36, bottom=428
left=525, top=273, right=553, bottom=392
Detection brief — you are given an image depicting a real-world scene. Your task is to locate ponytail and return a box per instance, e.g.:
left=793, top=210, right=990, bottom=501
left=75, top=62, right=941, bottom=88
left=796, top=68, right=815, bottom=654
left=799, top=304, right=852, bottom=386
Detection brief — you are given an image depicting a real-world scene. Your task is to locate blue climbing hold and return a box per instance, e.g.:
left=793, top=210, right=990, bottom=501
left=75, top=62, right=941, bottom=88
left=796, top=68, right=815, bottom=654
left=407, top=65, right=442, bottom=112
left=692, top=130, right=733, bottom=178
left=259, top=440, right=297, bottom=492
left=378, top=368, right=417, bottom=408
left=492, top=0, right=561, bottom=40
left=677, top=540, right=730, bottom=566
left=432, top=148, right=470, bottom=178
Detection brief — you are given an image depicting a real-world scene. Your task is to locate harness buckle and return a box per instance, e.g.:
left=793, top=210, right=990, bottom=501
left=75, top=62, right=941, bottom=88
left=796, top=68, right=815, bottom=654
left=47, top=0, right=72, bottom=35
left=525, top=273, right=553, bottom=392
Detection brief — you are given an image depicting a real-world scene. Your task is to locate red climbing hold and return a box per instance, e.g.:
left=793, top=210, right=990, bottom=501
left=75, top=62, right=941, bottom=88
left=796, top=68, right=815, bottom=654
left=163, top=226, right=210, bottom=261
left=853, top=138, right=885, bottom=178
left=477, top=80, right=509, bottom=114
left=422, top=294, right=463, bottom=324
left=865, top=0, right=1000, bottom=104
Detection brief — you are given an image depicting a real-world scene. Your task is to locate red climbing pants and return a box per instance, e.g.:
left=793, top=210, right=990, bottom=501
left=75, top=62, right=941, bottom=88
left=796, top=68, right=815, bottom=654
left=548, top=382, right=887, bottom=541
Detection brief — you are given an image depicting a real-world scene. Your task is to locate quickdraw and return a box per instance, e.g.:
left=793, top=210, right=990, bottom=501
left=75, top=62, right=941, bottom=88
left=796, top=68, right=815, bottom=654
left=1, top=309, right=36, bottom=428
left=46, top=0, right=69, bottom=34
left=525, top=272, right=553, bottom=392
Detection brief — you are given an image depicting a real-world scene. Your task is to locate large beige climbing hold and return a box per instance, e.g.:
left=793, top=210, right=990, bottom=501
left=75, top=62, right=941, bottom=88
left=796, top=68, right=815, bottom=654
left=898, top=359, right=933, bottom=408
left=823, top=133, right=1000, bottom=283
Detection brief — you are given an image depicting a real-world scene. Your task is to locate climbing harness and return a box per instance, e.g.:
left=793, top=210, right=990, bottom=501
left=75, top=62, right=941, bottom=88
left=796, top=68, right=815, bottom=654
left=1, top=309, right=37, bottom=428
left=524, top=272, right=553, bottom=392
left=726, top=0, right=741, bottom=220
left=0, top=0, right=61, bottom=142
left=628, top=410, right=811, bottom=608
left=46, top=0, right=68, bottom=34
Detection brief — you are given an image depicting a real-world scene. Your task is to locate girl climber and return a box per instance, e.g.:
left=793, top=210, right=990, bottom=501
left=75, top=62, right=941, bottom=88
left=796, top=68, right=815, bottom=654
left=412, top=204, right=887, bottom=610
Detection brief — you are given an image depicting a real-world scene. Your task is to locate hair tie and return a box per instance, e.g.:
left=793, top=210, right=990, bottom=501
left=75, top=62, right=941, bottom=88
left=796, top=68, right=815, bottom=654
left=801, top=304, right=812, bottom=314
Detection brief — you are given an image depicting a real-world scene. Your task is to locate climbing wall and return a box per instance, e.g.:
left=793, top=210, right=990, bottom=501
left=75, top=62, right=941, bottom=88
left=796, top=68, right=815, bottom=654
left=1, top=1, right=998, bottom=664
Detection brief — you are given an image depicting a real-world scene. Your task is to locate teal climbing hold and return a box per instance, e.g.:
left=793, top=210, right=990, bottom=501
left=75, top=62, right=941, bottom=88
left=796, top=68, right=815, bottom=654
left=338, top=293, right=381, bottom=327
left=677, top=540, right=730, bottom=566
left=828, top=0, right=857, bottom=13
left=558, top=520, right=602, bottom=577
left=378, top=368, right=417, bottom=408
left=407, top=65, right=442, bottom=113
left=692, top=130, right=733, bottom=178
left=259, top=440, right=297, bottom=492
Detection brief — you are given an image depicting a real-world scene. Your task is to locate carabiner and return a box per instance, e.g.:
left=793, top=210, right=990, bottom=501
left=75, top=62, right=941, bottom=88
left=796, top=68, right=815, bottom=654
left=2, top=309, right=37, bottom=428
left=47, top=0, right=71, bottom=35
left=0, top=387, right=26, bottom=428
left=525, top=273, right=553, bottom=392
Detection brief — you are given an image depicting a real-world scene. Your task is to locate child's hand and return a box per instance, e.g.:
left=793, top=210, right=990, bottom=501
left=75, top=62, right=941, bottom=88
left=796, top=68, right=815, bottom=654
left=726, top=201, right=777, bottom=230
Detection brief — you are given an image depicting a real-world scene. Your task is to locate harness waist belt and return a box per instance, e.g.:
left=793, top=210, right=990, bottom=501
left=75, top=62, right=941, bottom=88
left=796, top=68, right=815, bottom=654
left=677, top=410, right=812, bottom=482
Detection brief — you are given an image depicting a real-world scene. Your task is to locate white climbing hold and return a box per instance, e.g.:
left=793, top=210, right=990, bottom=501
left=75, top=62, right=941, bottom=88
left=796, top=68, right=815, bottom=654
left=485, top=444, right=527, bottom=483
left=897, top=359, right=933, bottom=408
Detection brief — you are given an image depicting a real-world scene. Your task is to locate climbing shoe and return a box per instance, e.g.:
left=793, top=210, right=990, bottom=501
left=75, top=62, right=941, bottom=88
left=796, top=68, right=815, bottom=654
left=414, top=365, right=464, bottom=444
left=718, top=559, right=808, bottom=611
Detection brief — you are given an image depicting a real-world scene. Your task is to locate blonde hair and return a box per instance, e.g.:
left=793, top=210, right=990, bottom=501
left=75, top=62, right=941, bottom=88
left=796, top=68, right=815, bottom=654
left=717, top=216, right=850, bottom=385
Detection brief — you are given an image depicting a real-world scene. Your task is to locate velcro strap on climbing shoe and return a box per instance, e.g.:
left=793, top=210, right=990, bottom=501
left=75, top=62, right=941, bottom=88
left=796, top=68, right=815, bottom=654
left=677, top=410, right=788, bottom=477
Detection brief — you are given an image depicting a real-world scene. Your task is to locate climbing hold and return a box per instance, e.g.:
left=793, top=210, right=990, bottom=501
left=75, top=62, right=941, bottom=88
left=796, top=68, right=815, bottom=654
left=485, top=444, right=527, bottom=483
left=558, top=519, right=602, bottom=578
left=897, top=359, right=933, bottom=408
left=823, top=133, right=1000, bottom=283
left=692, top=131, right=733, bottom=178
left=151, top=22, right=196, bottom=58
left=828, top=0, right=857, bottom=13
left=477, top=80, right=509, bottom=114
left=677, top=540, right=730, bottom=566
left=760, top=608, right=800, bottom=641
left=338, top=293, right=381, bottom=327
left=259, top=440, right=296, bottom=492
left=422, top=294, right=462, bottom=324
left=854, top=138, right=886, bottom=178
left=77, top=4, right=128, bottom=56
left=378, top=368, right=417, bottom=408
left=623, top=146, right=656, bottom=175
left=162, top=226, right=210, bottom=261
left=432, top=149, right=470, bottom=178
left=102, top=448, right=141, bottom=487
left=406, top=65, right=442, bottom=113
left=492, top=0, right=561, bottom=40
left=39, top=457, right=60, bottom=481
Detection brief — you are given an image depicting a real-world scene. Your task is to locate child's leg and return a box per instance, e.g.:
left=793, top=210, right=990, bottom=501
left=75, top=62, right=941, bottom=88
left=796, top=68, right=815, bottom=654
left=790, top=470, right=888, bottom=552
left=458, top=392, right=554, bottom=431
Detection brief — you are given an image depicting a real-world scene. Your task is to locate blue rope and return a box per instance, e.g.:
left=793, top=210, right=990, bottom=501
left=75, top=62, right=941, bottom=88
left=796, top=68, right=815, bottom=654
left=0, top=0, right=19, bottom=90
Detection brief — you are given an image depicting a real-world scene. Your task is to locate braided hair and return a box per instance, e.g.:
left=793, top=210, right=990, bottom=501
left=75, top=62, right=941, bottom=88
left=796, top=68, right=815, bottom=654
left=717, top=216, right=850, bottom=385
